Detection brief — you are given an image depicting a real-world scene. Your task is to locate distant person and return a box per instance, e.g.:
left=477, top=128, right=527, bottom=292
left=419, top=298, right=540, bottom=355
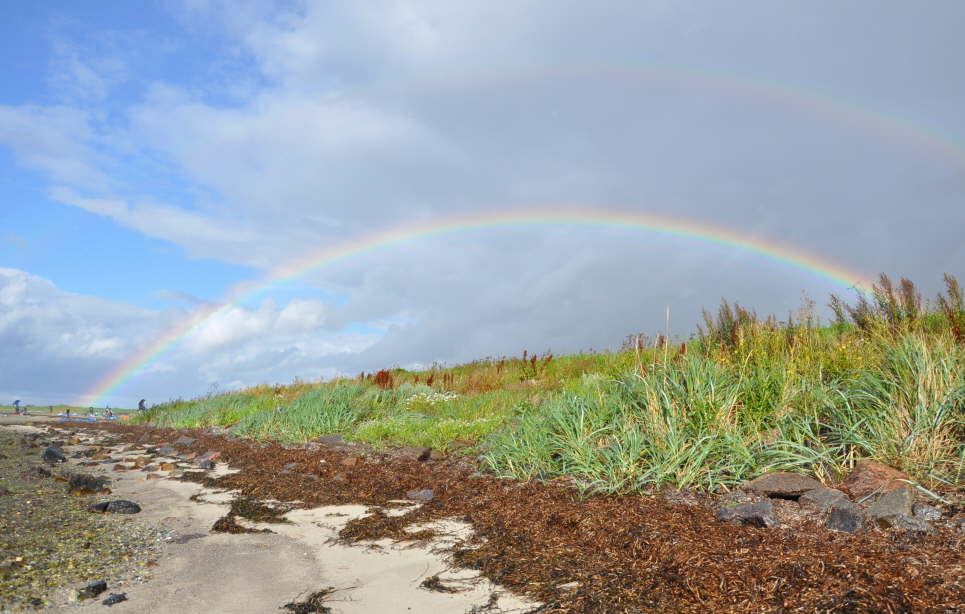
left=138, top=399, right=146, bottom=412
left=105, top=407, right=113, bottom=418
left=49, top=405, right=53, bottom=415
left=65, top=408, right=71, bottom=418
left=13, top=400, right=21, bottom=415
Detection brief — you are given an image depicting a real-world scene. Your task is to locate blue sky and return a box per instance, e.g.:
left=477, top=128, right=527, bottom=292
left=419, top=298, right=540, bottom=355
left=1, top=1, right=963, bottom=407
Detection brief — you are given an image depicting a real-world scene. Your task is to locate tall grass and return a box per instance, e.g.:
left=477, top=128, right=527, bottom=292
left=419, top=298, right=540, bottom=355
left=137, top=273, right=964, bottom=494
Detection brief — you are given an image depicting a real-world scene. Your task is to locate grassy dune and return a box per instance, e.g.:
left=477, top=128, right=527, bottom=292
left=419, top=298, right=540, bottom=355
left=136, top=274, right=964, bottom=494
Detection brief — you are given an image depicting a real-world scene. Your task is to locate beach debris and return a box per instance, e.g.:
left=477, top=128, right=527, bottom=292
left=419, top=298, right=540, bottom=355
left=826, top=506, right=865, bottom=533
left=840, top=460, right=909, bottom=499
left=420, top=575, right=459, bottom=593
left=102, top=593, right=128, bottom=606
left=89, top=500, right=142, bottom=514
left=41, top=447, right=66, bottom=463
left=282, top=588, right=335, bottom=613
left=77, top=580, right=107, bottom=600
left=716, top=501, right=777, bottom=528
left=741, top=472, right=823, bottom=499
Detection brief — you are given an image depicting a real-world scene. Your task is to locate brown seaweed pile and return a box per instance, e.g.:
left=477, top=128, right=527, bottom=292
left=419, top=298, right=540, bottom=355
left=60, top=423, right=965, bottom=613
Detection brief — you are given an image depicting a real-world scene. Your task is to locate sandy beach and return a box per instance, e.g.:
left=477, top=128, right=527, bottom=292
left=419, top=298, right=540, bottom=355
left=0, top=419, right=536, bottom=614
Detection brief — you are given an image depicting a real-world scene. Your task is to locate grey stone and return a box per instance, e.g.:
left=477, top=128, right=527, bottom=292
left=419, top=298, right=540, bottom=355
left=406, top=488, right=435, bottom=502
left=173, top=436, right=196, bottom=447
left=157, top=445, right=178, bottom=456
left=716, top=501, right=777, bottom=528
left=911, top=502, right=941, bottom=522
left=884, top=514, right=930, bottom=532
left=102, top=593, right=127, bottom=606
left=77, top=580, right=107, bottom=600
left=826, top=506, right=864, bottom=533
left=799, top=487, right=852, bottom=510
left=42, top=447, right=67, bottom=463
left=198, top=460, right=216, bottom=470
left=105, top=500, right=141, bottom=514
left=868, top=485, right=914, bottom=527
left=741, top=472, right=823, bottom=498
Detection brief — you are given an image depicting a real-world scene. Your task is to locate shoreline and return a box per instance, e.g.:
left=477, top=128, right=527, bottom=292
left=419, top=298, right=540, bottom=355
left=3, top=418, right=963, bottom=612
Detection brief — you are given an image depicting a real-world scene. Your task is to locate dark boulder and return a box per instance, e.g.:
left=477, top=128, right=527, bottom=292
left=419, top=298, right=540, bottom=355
left=89, top=500, right=141, bottom=514
left=716, top=501, right=777, bottom=528
left=826, top=506, right=864, bottom=533
left=42, top=447, right=67, bottom=463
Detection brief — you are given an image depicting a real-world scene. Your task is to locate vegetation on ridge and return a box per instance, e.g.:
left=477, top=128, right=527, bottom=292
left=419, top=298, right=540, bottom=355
left=136, top=274, right=964, bottom=494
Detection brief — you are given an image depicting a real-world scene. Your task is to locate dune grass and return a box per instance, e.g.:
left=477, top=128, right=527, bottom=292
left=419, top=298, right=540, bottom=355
left=134, top=274, right=964, bottom=493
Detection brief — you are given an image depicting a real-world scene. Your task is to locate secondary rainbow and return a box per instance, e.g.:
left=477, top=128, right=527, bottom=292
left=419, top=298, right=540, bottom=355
left=77, top=208, right=875, bottom=407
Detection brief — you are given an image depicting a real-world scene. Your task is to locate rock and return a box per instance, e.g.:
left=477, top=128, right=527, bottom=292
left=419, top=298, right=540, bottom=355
left=67, top=473, right=110, bottom=494
left=102, top=593, right=127, bottom=606
left=741, top=472, right=823, bottom=498
left=179, top=452, right=198, bottom=461
left=912, top=502, right=941, bottom=522
left=198, top=460, right=216, bottom=470
left=885, top=514, right=930, bottom=532
left=67, top=438, right=81, bottom=445
left=90, top=500, right=141, bottom=514
left=867, top=485, right=915, bottom=528
left=196, top=450, right=221, bottom=462
left=840, top=460, right=909, bottom=500
left=42, top=447, right=67, bottom=463
left=428, top=449, right=447, bottom=461
left=25, top=465, right=52, bottom=479
left=396, top=446, right=432, bottom=462
left=100, top=458, right=121, bottom=464
left=133, top=456, right=151, bottom=468
left=112, top=464, right=129, bottom=472
left=716, top=501, right=777, bottom=528
left=173, top=436, right=197, bottom=447
left=799, top=487, right=852, bottom=510
left=141, top=465, right=158, bottom=472
left=826, top=506, right=864, bottom=533
left=340, top=456, right=359, bottom=468
left=90, top=452, right=111, bottom=461
left=77, top=580, right=107, bottom=600
left=406, top=488, right=435, bottom=502
left=159, top=462, right=176, bottom=471
left=314, top=434, right=344, bottom=446
left=157, top=445, right=178, bottom=456
left=145, top=474, right=162, bottom=480
left=282, top=462, right=300, bottom=472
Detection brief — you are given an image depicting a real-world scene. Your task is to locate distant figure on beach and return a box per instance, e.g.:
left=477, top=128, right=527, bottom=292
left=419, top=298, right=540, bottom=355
left=138, top=399, right=146, bottom=411
left=13, top=400, right=21, bottom=415
left=65, top=408, right=71, bottom=418
left=49, top=405, right=53, bottom=415
left=105, top=407, right=113, bottom=418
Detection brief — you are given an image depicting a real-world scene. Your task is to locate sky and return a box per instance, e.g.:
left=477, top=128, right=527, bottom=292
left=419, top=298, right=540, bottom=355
left=1, top=1, right=963, bottom=408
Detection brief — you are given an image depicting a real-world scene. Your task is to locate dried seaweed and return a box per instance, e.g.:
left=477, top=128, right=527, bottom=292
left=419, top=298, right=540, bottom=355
left=61, top=423, right=965, bottom=613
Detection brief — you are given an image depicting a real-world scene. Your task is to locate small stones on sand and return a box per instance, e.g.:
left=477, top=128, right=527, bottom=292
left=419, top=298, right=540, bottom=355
left=89, top=500, right=142, bottom=514
left=102, top=593, right=128, bottom=606
left=42, top=447, right=66, bottom=463
left=716, top=501, right=777, bottom=528
left=741, top=472, right=823, bottom=498
left=77, top=580, right=107, bottom=600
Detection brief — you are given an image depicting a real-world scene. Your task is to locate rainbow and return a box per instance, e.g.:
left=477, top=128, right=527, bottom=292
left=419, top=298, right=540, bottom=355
left=76, top=208, right=875, bottom=407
